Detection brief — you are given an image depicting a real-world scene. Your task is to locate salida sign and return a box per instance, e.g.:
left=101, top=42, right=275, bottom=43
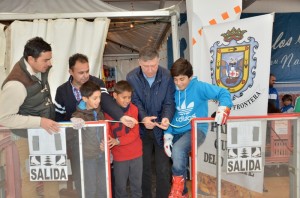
left=29, top=155, right=68, bottom=181
left=227, top=158, right=261, bottom=173
left=227, top=147, right=262, bottom=173
left=31, top=167, right=67, bottom=181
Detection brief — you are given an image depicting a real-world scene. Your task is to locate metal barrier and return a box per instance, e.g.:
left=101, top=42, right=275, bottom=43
left=0, top=121, right=111, bottom=198
left=191, top=114, right=300, bottom=198
left=2, top=114, right=300, bottom=198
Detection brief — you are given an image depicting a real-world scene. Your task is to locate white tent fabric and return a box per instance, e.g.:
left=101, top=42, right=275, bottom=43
left=3, top=18, right=110, bottom=99
left=0, top=0, right=179, bottom=97
left=0, top=0, right=124, bottom=13
left=0, top=0, right=122, bottom=97
left=0, top=24, right=6, bottom=87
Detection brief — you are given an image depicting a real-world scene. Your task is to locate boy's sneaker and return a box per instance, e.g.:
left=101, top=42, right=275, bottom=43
left=169, top=176, right=185, bottom=198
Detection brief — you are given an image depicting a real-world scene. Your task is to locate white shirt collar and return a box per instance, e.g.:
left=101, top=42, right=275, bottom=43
left=25, top=59, right=41, bottom=80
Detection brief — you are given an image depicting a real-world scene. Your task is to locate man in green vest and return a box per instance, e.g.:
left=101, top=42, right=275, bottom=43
left=0, top=37, right=60, bottom=197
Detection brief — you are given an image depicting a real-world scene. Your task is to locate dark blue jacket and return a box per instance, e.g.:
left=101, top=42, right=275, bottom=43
left=126, top=66, right=175, bottom=147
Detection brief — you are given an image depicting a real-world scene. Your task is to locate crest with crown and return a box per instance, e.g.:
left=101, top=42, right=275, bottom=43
left=221, top=27, right=247, bottom=42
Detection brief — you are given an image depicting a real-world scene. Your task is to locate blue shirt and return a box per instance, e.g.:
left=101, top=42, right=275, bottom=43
left=166, top=77, right=233, bottom=135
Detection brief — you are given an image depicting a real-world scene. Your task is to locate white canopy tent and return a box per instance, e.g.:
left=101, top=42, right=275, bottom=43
left=0, top=0, right=179, bottom=99
left=0, top=0, right=124, bottom=13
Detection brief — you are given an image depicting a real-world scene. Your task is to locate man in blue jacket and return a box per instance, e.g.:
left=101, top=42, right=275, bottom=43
left=126, top=46, right=175, bottom=198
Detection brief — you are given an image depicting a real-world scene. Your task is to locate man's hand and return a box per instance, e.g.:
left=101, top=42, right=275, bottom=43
left=120, top=115, right=138, bottom=128
left=155, top=118, right=170, bottom=130
left=40, top=117, right=60, bottom=134
left=142, top=116, right=157, bottom=129
left=215, top=106, right=230, bottom=125
left=70, top=117, right=85, bottom=130
left=164, top=133, right=173, bottom=157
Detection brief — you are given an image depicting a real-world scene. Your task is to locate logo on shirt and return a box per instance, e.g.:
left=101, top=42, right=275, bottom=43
left=176, top=100, right=196, bottom=122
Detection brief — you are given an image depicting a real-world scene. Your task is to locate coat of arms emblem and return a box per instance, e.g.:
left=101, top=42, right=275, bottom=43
left=210, top=27, right=259, bottom=100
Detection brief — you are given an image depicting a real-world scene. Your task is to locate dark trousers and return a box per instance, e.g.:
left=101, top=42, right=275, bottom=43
left=84, top=157, right=107, bottom=198
left=142, top=130, right=171, bottom=198
left=71, top=134, right=108, bottom=198
left=70, top=134, right=82, bottom=197
left=113, top=157, right=143, bottom=198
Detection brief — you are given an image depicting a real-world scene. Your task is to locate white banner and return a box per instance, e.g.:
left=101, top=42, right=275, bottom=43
left=195, top=14, right=273, bottom=195
left=198, top=14, right=274, bottom=116
left=187, top=1, right=274, bottom=195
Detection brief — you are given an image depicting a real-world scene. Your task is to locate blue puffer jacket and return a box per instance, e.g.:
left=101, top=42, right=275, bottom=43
left=126, top=66, right=175, bottom=147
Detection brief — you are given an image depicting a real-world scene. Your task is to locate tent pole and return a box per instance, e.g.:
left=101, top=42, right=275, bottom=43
left=0, top=11, right=173, bottom=21
left=171, top=14, right=179, bottom=61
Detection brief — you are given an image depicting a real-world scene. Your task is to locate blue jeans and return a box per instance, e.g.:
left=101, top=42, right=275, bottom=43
left=171, top=130, right=206, bottom=194
left=83, top=157, right=107, bottom=198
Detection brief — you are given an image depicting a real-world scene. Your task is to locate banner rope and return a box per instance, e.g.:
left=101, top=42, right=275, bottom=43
left=104, top=119, right=192, bottom=128
left=56, top=119, right=192, bottom=129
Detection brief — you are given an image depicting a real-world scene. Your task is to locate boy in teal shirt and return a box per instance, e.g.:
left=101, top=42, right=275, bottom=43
left=165, top=58, right=233, bottom=197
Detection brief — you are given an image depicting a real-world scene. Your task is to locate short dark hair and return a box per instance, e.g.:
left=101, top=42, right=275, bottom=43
left=114, top=80, right=133, bottom=94
left=139, top=46, right=159, bottom=61
left=23, top=37, right=51, bottom=61
left=80, top=81, right=100, bottom=98
left=69, top=53, right=89, bottom=69
left=170, top=58, right=193, bottom=78
left=282, top=94, right=293, bottom=102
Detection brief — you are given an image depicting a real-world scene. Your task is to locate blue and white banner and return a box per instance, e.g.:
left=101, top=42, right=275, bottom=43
left=243, top=13, right=300, bottom=83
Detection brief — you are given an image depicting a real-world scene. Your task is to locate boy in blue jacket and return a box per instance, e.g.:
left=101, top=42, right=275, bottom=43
left=281, top=94, right=294, bottom=113
left=164, top=58, right=233, bottom=198
left=71, top=81, right=107, bottom=198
